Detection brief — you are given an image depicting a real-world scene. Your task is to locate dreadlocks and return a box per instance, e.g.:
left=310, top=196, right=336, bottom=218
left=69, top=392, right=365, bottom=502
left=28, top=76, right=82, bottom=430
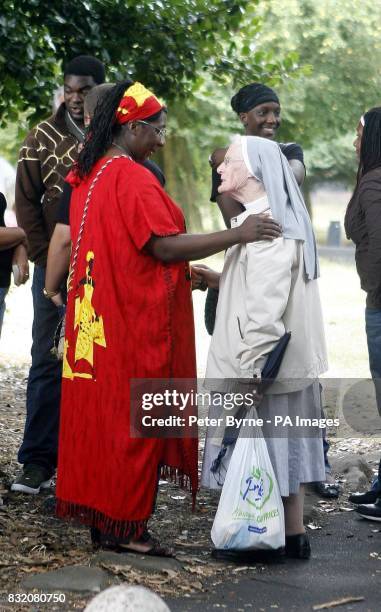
left=359, top=107, right=381, bottom=179
left=77, top=81, right=132, bottom=179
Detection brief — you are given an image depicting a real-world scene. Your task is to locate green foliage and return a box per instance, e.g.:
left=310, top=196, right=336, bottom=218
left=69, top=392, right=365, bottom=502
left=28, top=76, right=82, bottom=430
left=0, top=122, right=21, bottom=165
left=259, top=0, right=381, bottom=145
left=0, top=0, right=263, bottom=125
left=303, top=134, right=357, bottom=188
left=0, top=0, right=304, bottom=232
left=0, top=113, right=30, bottom=164
left=256, top=0, right=381, bottom=185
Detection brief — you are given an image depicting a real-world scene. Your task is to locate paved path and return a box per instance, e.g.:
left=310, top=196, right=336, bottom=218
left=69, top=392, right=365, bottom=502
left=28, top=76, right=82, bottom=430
left=318, top=245, right=355, bottom=263
left=166, top=512, right=381, bottom=611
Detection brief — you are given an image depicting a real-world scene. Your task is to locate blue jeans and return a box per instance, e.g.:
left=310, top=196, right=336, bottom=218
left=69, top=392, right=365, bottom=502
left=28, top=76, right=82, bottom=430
left=365, top=307, right=381, bottom=491
left=323, top=435, right=331, bottom=474
left=0, top=286, right=8, bottom=337
left=319, top=385, right=331, bottom=476
left=17, top=265, right=62, bottom=473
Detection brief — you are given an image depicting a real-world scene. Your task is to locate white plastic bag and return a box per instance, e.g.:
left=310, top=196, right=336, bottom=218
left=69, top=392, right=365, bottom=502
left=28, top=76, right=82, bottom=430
left=211, top=410, right=285, bottom=550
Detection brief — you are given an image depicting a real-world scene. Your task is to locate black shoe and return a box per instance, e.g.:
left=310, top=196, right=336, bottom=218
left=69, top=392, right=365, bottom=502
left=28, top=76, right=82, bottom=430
left=211, top=547, right=285, bottom=564
left=348, top=490, right=379, bottom=505
left=314, top=481, right=340, bottom=499
left=285, top=533, right=311, bottom=560
left=42, top=495, right=57, bottom=514
left=11, top=464, right=53, bottom=494
left=356, top=497, right=381, bottom=522
left=90, top=527, right=101, bottom=549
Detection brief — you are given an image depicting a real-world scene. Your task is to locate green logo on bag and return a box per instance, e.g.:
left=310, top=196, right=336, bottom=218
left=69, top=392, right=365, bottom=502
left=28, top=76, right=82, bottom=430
left=240, top=467, right=274, bottom=510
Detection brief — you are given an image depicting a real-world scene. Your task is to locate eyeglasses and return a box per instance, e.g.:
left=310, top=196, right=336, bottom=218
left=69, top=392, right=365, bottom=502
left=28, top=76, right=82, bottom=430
left=223, top=156, right=243, bottom=165
left=136, top=120, right=167, bottom=139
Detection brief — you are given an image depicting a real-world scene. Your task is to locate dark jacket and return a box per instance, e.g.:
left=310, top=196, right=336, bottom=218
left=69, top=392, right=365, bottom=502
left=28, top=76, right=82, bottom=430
left=345, top=167, right=381, bottom=308
left=15, top=103, right=79, bottom=266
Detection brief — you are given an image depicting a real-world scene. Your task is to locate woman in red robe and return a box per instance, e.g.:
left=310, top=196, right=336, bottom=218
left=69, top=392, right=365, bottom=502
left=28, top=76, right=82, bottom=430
left=55, top=80, right=281, bottom=554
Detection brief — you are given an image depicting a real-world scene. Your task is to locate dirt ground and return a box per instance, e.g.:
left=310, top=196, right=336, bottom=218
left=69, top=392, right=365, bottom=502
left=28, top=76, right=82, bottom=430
left=0, top=365, right=227, bottom=610
left=1, top=364, right=380, bottom=612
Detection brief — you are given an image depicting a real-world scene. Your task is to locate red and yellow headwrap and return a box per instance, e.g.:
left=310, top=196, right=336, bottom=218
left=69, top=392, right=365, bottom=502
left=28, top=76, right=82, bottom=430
left=115, top=82, right=165, bottom=124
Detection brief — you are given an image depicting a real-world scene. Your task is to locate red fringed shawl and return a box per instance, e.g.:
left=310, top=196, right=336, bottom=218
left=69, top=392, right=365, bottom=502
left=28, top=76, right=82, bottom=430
left=56, top=157, right=198, bottom=538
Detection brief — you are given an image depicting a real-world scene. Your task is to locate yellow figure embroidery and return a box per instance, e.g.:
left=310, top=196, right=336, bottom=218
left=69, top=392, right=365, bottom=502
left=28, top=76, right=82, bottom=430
left=63, top=251, right=106, bottom=380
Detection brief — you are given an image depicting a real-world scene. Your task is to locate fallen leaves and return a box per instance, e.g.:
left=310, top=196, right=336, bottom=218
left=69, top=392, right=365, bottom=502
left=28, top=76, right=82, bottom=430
left=369, top=552, right=381, bottom=560
left=1, top=364, right=380, bottom=611
left=99, top=561, right=205, bottom=597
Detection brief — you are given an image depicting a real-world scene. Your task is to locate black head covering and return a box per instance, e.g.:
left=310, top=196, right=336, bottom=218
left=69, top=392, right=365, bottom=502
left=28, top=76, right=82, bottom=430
left=231, top=83, right=280, bottom=114
left=64, top=55, right=105, bottom=84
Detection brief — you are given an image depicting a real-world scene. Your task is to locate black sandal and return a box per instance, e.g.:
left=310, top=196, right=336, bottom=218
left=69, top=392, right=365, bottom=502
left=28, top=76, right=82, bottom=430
left=90, top=527, right=173, bottom=557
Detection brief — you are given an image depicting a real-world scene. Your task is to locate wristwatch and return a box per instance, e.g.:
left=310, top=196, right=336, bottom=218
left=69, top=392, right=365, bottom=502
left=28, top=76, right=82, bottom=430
left=43, top=288, right=60, bottom=299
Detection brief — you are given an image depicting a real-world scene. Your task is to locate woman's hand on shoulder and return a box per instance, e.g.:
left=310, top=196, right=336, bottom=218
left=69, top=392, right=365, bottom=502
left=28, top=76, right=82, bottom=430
left=236, top=213, right=282, bottom=244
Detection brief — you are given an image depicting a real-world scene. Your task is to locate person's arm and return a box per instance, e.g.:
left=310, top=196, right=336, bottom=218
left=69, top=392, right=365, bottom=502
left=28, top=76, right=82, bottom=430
left=44, top=223, right=71, bottom=306
left=0, top=226, right=26, bottom=250
left=145, top=214, right=282, bottom=263
left=12, top=243, right=29, bottom=285
left=216, top=193, right=245, bottom=228
left=281, top=143, right=306, bottom=187
left=15, top=130, right=49, bottom=262
left=288, top=159, right=305, bottom=186
left=361, top=180, right=381, bottom=292
left=236, top=238, right=294, bottom=377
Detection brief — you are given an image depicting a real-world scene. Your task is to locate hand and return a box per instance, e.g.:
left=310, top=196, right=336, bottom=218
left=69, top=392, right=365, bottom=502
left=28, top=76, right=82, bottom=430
left=236, top=378, right=263, bottom=406
left=190, top=271, right=207, bottom=291
left=12, top=243, right=29, bottom=285
left=51, top=292, right=64, bottom=307
left=252, top=385, right=263, bottom=407
left=191, top=264, right=221, bottom=290
left=236, top=213, right=282, bottom=243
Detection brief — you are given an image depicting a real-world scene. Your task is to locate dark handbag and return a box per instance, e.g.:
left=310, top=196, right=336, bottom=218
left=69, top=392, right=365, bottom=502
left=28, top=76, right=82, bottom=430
left=204, top=287, right=219, bottom=335
left=261, top=331, right=291, bottom=390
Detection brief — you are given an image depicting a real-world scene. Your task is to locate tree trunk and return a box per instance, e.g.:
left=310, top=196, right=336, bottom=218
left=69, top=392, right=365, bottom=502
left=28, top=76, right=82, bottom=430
left=154, top=135, right=204, bottom=231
